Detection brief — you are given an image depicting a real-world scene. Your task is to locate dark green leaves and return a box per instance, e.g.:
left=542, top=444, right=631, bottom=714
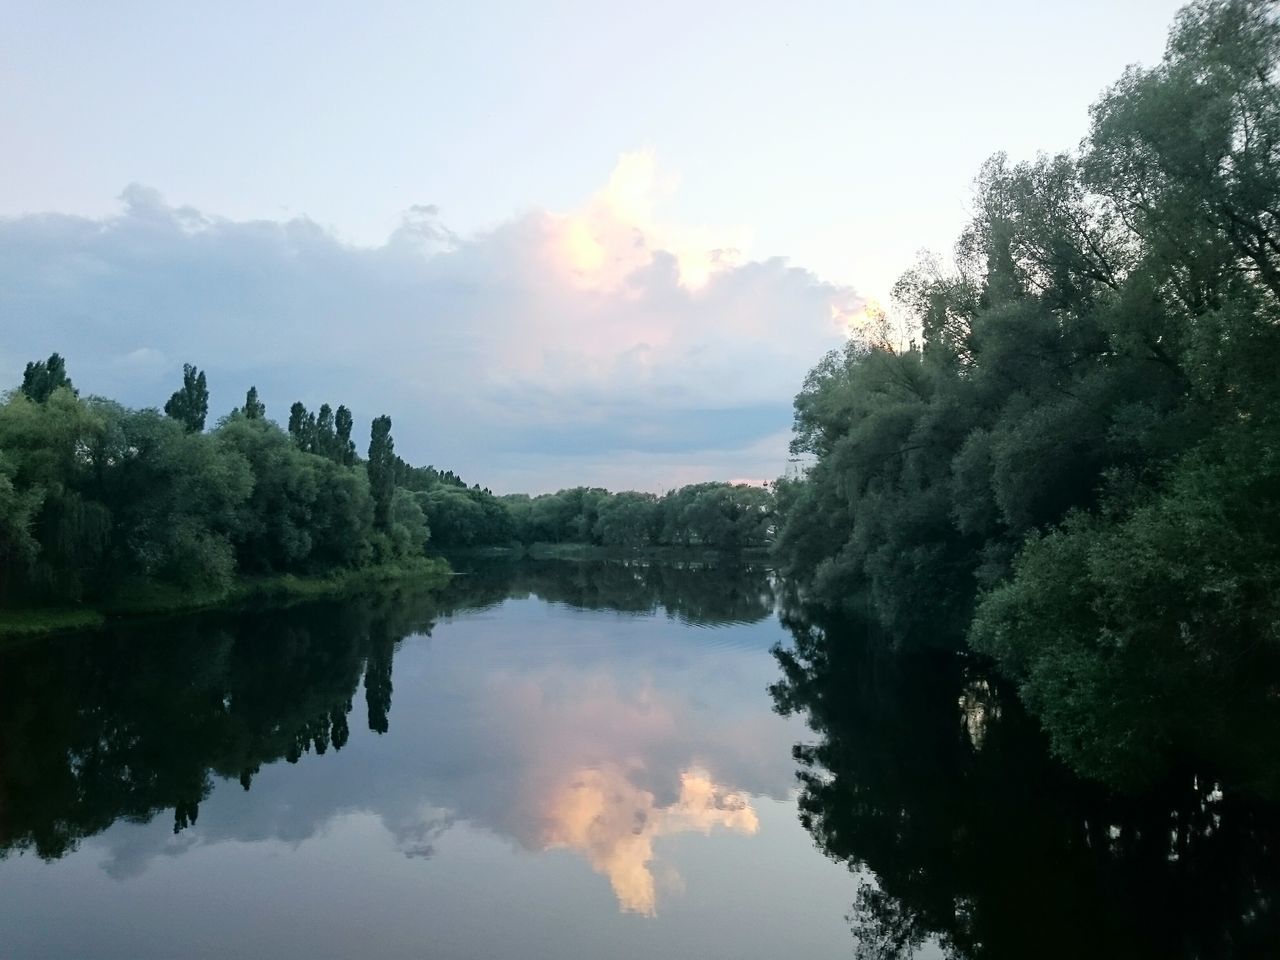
left=163, top=363, right=209, bottom=432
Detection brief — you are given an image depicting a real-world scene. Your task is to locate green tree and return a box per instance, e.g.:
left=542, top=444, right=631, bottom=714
left=772, top=0, right=1280, bottom=786
left=243, top=386, right=265, bottom=420
left=367, top=415, right=395, bottom=532
left=163, top=363, right=209, bottom=433
left=316, top=403, right=335, bottom=459
left=334, top=404, right=356, bottom=465
left=287, top=401, right=307, bottom=442
left=19, top=352, right=75, bottom=403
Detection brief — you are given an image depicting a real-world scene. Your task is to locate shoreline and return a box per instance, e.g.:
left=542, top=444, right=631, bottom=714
left=440, top=543, right=772, bottom=562
left=0, top=557, right=453, bottom=642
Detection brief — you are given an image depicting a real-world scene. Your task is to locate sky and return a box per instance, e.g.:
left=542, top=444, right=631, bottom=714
left=0, top=0, right=1187, bottom=493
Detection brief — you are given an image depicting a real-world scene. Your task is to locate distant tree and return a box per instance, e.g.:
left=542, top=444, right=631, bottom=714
left=286, top=401, right=320, bottom=452
left=163, top=364, right=209, bottom=432
left=316, top=404, right=336, bottom=458
left=287, top=401, right=307, bottom=441
left=20, top=352, right=75, bottom=403
left=243, top=386, right=265, bottom=420
left=367, top=415, right=396, bottom=530
left=302, top=412, right=317, bottom=452
left=335, top=405, right=356, bottom=465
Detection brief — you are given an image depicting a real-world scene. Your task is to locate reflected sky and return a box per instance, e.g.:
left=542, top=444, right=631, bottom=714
left=0, top=577, right=864, bottom=959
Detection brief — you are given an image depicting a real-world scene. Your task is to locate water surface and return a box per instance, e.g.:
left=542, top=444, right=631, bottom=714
left=1, top=561, right=862, bottom=959
left=2, top=560, right=1278, bottom=958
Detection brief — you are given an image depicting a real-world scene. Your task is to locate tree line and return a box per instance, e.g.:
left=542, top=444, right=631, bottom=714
left=495, top=483, right=773, bottom=551
left=0, top=356, right=434, bottom=609
left=772, top=0, right=1280, bottom=794
left=0, top=356, right=776, bottom=611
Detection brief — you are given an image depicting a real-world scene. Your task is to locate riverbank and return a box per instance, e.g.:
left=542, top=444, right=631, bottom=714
left=0, top=556, right=453, bottom=641
left=441, top=543, right=772, bottom=562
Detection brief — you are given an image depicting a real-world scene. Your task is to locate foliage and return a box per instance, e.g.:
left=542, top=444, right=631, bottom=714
left=20, top=353, right=75, bottom=403
left=496, top=483, right=774, bottom=552
left=242, top=385, right=265, bottom=420
left=163, top=363, right=209, bottom=432
left=367, top=414, right=396, bottom=531
left=773, top=0, right=1280, bottom=790
left=0, top=362, right=443, bottom=612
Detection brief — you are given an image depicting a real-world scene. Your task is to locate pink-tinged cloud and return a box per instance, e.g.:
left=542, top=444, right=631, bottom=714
left=0, top=153, right=860, bottom=490
left=543, top=765, right=759, bottom=916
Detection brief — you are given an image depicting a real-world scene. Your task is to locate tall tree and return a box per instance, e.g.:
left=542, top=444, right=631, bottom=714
left=287, top=401, right=307, bottom=441
left=20, top=353, right=75, bottom=403
left=367, top=415, right=395, bottom=531
left=316, top=404, right=336, bottom=459
left=243, top=386, right=265, bottom=420
left=301, top=412, right=317, bottom=452
left=163, top=364, right=209, bottom=432
left=335, top=405, right=356, bottom=465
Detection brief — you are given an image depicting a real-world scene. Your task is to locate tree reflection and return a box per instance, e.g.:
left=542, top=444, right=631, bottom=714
left=0, top=586, right=439, bottom=859
left=445, top=557, right=778, bottom=625
left=770, top=601, right=1280, bottom=959
left=0, top=559, right=774, bottom=862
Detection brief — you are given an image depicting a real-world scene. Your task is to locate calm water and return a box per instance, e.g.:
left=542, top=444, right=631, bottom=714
left=1, top=560, right=1277, bottom=958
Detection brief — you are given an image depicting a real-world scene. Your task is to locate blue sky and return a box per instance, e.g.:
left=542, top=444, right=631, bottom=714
left=1, top=0, right=1186, bottom=491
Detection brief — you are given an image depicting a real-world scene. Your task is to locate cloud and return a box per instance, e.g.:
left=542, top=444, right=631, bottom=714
left=0, top=152, right=858, bottom=491
left=542, top=765, right=758, bottom=915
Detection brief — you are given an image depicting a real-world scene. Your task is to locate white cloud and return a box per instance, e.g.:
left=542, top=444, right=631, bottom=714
left=0, top=154, right=858, bottom=491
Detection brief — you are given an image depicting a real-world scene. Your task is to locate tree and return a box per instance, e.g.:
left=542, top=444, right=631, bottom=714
left=287, top=401, right=307, bottom=442
left=243, top=386, right=265, bottom=420
left=316, top=404, right=335, bottom=459
left=334, top=405, right=356, bottom=465
left=20, top=352, right=75, bottom=403
left=164, top=364, right=209, bottom=432
left=772, top=0, right=1280, bottom=787
left=367, top=415, right=395, bottom=531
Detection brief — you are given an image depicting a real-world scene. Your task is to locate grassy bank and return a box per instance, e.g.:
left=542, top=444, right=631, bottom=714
left=0, top=557, right=452, bottom=641
left=0, top=607, right=107, bottom=639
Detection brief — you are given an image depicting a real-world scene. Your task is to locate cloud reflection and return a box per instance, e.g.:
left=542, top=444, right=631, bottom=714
left=543, top=765, right=759, bottom=915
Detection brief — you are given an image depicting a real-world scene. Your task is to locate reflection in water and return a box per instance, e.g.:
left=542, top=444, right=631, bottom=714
left=12, top=559, right=1277, bottom=957
left=770, top=600, right=1280, bottom=959
left=0, top=559, right=782, bottom=924
left=543, top=765, right=759, bottom=915
left=0, top=588, right=431, bottom=861
left=444, top=556, right=778, bottom=626
left=957, top=675, right=999, bottom=752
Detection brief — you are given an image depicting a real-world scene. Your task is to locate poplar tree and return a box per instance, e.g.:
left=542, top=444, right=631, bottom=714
left=243, top=386, right=266, bottom=420
left=287, top=402, right=307, bottom=444
left=335, top=405, right=356, bottom=465
left=367, top=415, right=395, bottom=530
left=316, top=404, right=336, bottom=459
left=163, top=364, right=209, bottom=432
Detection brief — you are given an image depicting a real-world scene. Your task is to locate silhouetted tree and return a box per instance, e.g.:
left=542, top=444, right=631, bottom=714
left=287, top=401, right=307, bottom=441
left=316, top=403, right=335, bottom=458
left=335, top=405, right=356, bottom=465
left=163, top=363, right=209, bottom=432
left=20, top=352, right=75, bottom=403
left=243, top=386, right=265, bottom=420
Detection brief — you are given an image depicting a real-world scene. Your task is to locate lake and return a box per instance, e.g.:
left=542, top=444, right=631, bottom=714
left=1, top=559, right=1277, bottom=958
